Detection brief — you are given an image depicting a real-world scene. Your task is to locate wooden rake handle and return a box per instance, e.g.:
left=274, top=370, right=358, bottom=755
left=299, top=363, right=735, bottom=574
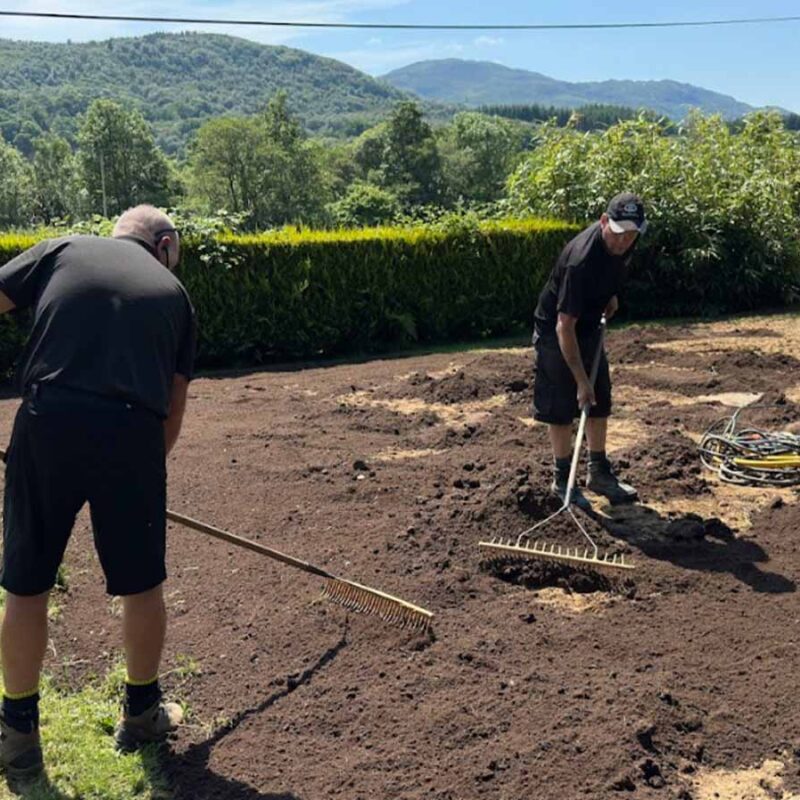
left=166, top=510, right=331, bottom=580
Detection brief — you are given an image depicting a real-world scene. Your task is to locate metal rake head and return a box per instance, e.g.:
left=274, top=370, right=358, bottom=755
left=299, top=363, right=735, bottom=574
left=323, top=577, right=434, bottom=632
left=479, top=537, right=635, bottom=575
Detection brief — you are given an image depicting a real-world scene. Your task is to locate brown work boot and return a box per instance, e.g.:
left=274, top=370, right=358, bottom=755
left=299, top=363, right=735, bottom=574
left=114, top=700, right=183, bottom=752
left=0, top=714, right=43, bottom=782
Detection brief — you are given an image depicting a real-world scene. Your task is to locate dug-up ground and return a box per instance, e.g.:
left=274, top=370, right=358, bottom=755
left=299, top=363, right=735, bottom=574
left=2, top=313, right=799, bottom=799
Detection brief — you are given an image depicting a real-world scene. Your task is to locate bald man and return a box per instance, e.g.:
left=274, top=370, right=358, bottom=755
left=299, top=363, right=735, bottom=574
left=0, top=206, right=196, bottom=781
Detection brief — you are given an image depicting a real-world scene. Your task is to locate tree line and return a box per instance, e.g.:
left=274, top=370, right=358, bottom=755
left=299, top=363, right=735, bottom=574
left=0, top=94, right=536, bottom=230
left=2, top=92, right=799, bottom=257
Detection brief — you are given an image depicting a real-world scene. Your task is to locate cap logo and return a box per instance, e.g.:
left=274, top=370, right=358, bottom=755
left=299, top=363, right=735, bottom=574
left=623, top=202, right=639, bottom=215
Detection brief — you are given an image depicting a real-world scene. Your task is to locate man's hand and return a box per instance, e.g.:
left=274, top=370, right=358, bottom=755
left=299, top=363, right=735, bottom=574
left=604, top=295, right=619, bottom=321
left=577, top=378, right=596, bottom=410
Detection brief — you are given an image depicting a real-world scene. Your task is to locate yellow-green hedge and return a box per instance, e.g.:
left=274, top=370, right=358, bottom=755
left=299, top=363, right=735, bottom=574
left=0, top=219, right=578, bottom=372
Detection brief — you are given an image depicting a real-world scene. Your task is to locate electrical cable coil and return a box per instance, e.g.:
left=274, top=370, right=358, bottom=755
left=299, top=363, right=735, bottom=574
left=699, top=404, right=800, bottom=486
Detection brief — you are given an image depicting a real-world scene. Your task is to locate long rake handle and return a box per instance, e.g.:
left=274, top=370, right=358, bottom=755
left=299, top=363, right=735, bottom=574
left=166, top=510, right=331, bottom=579
left=564, top=317, right=607, bottom=505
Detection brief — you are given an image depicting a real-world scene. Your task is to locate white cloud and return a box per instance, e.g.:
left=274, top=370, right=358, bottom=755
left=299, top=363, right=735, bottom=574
left=0, top=0, right=411, bottom=45
left=331, top=39, right=466, bottom=75
left=474, top=35, right=504, bottom=47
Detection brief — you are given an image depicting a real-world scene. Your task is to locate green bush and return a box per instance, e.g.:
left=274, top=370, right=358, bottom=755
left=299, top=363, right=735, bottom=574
left=0, top=218, right=577, bottom=373
left=506, top=111, right=800, bottom=316
left=326, top=181, right=401, bottom=228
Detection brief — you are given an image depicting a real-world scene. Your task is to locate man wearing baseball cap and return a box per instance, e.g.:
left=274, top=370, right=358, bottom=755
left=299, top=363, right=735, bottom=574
left=532, top=192, right=646, bottom=508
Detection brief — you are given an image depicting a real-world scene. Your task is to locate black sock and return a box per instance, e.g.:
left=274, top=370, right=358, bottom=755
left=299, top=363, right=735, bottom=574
left=2, top=694, right=40, bottom=734
left=554, top=456, right=571, bottom=482
left=125, top=679, right=161, bottom=717
left=589, top=450, right=608, bottom=464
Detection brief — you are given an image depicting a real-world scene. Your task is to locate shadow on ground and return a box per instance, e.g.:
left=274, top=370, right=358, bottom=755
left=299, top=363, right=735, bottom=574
left=154, top=630, right=349, bottom=800
left=588, top=502, right=796, bottom=594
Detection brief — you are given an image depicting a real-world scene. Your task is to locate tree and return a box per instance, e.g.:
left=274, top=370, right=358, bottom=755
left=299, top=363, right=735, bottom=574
left=439, top=112, right=525, bottom=203
left=32, top=133, right=83, bottom=222
left=188, top=117, right=263, bottom=217
left=0, top=140, right=34, bottom=227
left=77, top=99, right=172, bottom=215
left=351, top=122, right=388, bottom=182
left=188, top=94, right=328, bottom=229
left=380, top=101, right=442, bottom=206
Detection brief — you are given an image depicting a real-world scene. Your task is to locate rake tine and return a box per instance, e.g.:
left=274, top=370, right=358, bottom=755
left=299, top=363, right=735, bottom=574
left=323, top=578, right=434, bottom=632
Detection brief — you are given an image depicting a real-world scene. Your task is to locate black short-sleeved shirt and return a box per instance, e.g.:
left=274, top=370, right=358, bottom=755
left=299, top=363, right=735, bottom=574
left=0, top=235, right=196, bottom=418
left=534, top=222, right=629, bottom=340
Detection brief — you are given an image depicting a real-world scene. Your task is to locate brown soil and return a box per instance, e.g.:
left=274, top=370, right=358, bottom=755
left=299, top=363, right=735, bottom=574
left=1, top=314, right=799, bottom=799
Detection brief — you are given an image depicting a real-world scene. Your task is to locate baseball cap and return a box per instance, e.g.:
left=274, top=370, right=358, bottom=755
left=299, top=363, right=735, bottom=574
left=606, top=192, right=647, bottom=234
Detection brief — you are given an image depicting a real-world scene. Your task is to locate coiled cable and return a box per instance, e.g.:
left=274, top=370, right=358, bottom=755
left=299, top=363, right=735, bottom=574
left=699, top=404, right=800, bottom=486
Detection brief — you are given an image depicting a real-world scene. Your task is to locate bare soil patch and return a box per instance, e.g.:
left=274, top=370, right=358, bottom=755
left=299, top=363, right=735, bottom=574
left=2, top=313, right=798, bottom=799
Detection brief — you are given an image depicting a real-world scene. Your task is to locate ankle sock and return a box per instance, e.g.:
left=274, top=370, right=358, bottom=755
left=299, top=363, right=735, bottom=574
left=554, top=456, right=571, bottom=482
left=125, top=677, right=161, bottom=717
left=2, top=691, right=40, bottom=734
left=589, top=450, right=608, bottom=465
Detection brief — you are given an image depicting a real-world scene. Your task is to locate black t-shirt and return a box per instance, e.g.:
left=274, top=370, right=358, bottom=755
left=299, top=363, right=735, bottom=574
left=534, top=222, right=629, bottom=340
left=0, top=235, right=196, bottom=418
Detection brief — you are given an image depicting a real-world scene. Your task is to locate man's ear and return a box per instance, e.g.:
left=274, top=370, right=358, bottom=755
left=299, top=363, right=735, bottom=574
left=156, top=235, right=173, bottom=258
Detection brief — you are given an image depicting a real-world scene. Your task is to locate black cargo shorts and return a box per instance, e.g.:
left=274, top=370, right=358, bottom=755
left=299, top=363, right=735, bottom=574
left=532, top=333, right=612, bottom=425
left=1, top=383, right=167, bottom=597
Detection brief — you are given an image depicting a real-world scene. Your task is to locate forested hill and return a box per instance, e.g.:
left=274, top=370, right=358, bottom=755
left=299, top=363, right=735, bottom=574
left=0, top=32, right=410, bottom=154
left=382, top=59, right=762, bottom=121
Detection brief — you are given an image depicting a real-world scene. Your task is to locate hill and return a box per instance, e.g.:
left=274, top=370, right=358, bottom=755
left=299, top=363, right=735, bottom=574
left=382, top=59, right=763, bottom=120
left=0, top=32, right=411, bottom=154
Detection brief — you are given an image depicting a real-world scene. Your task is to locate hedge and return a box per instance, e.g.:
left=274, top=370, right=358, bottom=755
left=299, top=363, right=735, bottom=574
left=0, top=218, right=578, bottom=373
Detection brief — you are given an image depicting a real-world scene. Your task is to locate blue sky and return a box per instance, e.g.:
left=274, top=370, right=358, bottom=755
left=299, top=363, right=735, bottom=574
left=3, top=0, right=800, bottom=111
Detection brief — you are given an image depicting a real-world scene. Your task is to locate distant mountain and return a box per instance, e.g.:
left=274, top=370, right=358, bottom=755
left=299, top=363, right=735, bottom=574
left=0, top=32, right=412, bottom=153
left=382, top=59, right=766, bottom=120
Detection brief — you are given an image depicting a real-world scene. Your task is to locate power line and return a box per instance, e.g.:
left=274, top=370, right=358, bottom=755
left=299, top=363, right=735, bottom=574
left=1, top=10, right=800, bottom=31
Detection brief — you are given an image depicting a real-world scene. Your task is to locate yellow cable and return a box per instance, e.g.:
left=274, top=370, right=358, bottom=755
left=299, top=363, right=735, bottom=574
left=732, top=457, right=800, bottom=468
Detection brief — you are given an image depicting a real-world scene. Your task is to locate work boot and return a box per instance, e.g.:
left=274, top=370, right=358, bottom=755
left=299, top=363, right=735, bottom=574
left=114, top=700, right=184, bottom=752
left=0, top=713, right=43, bottom=782
left=587, top=457, right=638, bottom=504
left=550, top=477, right=592, bottom=511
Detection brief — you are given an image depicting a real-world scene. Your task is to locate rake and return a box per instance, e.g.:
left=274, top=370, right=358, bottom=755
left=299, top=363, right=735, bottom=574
left=0, top=445, right=433, bottom=632
left=167, top=509, right=433, bottom=632
left=479, top=317, right=635, bottom=575
left=166, top=511, right=434, bottom=632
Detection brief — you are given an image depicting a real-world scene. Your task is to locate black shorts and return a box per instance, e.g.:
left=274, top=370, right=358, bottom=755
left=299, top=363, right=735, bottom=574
left=1, top=384, right=167, bottom=597
left=533, top=334, right=612, bottom=425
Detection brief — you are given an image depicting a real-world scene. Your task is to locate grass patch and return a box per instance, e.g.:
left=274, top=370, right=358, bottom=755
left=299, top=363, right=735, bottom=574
left=0, top=666, right=171, bottom=800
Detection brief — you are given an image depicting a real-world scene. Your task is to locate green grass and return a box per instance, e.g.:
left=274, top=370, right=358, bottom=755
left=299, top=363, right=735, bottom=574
left=0, top=665, right=171, bottom=800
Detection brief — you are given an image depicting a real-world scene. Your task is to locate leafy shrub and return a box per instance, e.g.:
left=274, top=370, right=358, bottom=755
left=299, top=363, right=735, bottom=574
left=326, top=181, right=401, bottom=228
left=506, top=112, right=800, bottom=316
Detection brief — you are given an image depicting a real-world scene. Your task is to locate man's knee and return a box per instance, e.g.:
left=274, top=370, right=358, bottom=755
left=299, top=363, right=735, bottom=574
left=2, top=591, right=50, bottom=618
left=121, top=583, right=165, bottom=614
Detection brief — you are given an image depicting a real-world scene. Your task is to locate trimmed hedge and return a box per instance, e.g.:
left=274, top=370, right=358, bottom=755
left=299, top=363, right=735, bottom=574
left=0, top=219, right=578, bottom=372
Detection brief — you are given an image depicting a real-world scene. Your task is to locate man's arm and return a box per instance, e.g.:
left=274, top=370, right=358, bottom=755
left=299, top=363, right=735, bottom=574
left=0, top=291, right=15, bottom=315
left=164, top=374, right=189, bottom=456
left=556, top=312, right=595, bottom=410
left=604, top=295, right=618, bottom=320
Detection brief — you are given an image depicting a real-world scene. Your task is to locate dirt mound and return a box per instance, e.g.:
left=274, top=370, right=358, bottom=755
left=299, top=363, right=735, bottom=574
left=404, top=352, right=532, bottom=406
